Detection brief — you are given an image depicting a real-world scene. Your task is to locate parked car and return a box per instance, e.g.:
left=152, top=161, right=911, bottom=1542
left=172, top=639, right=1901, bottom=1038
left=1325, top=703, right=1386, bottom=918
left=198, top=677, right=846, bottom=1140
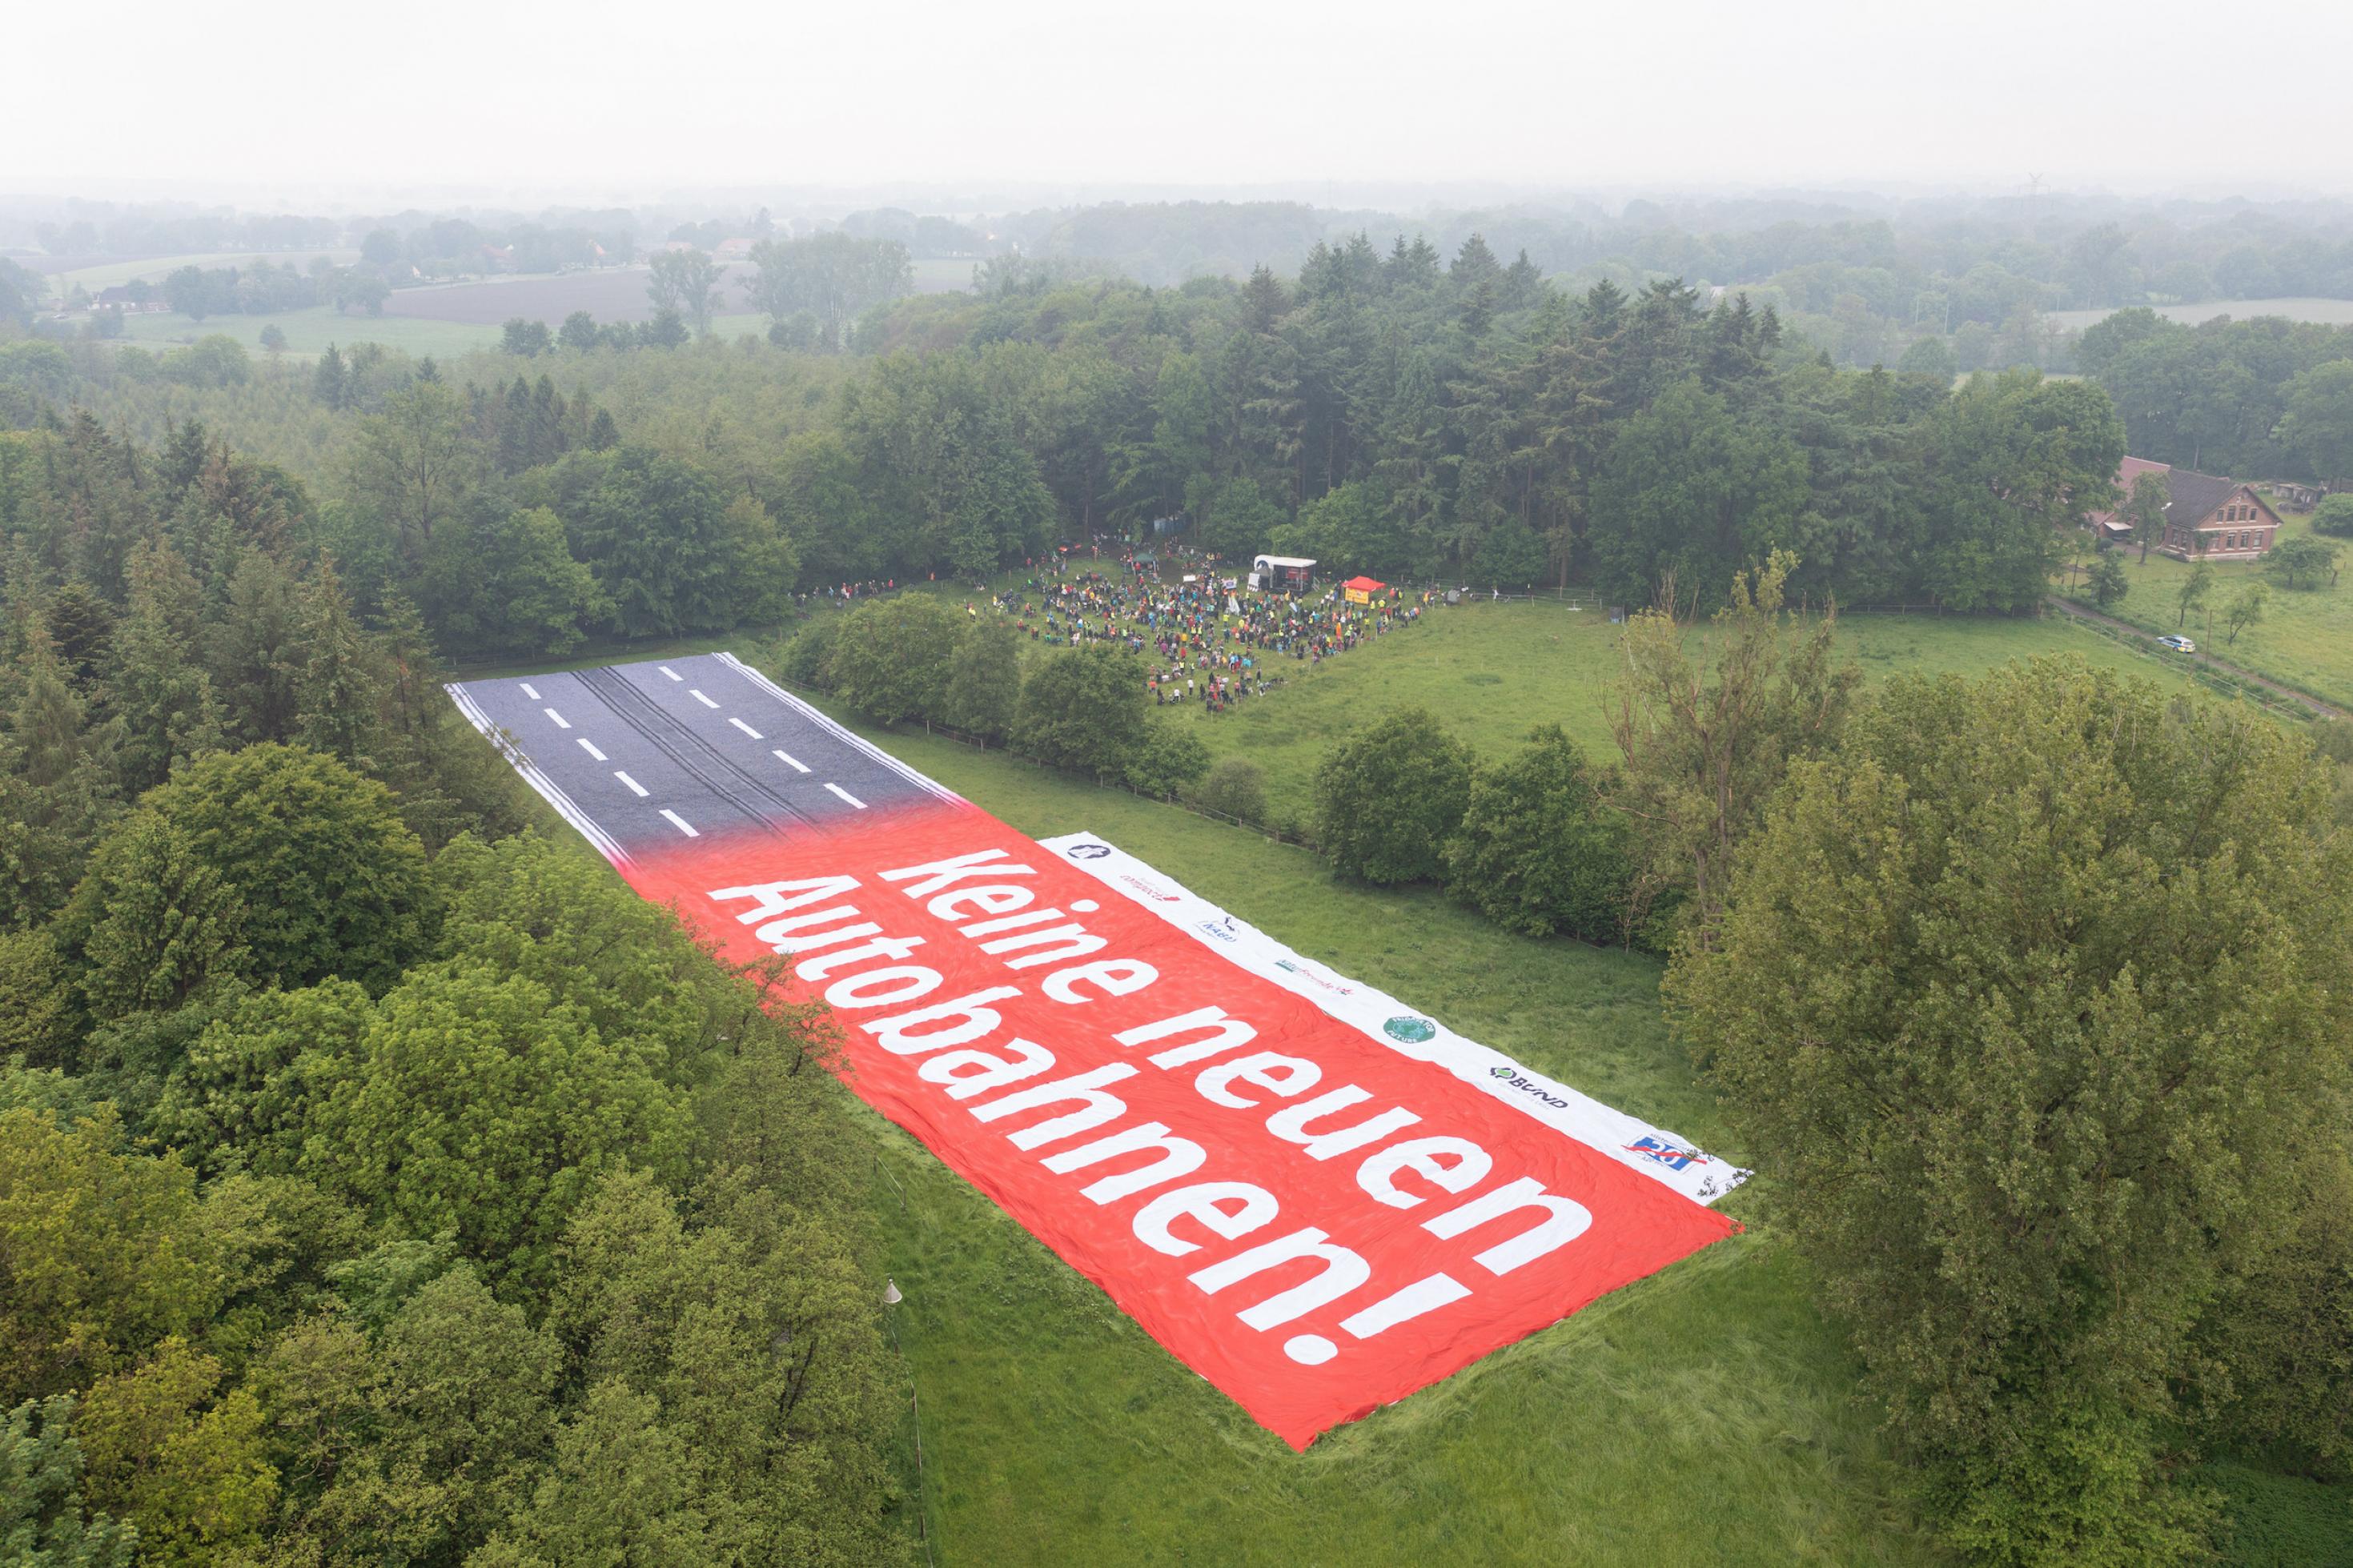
left=2158, top=634, right=2196, bottom=652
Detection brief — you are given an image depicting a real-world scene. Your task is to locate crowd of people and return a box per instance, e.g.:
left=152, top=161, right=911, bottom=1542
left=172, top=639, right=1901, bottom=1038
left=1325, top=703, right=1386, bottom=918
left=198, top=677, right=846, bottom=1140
left=992, top=543, right=1429, bottom=714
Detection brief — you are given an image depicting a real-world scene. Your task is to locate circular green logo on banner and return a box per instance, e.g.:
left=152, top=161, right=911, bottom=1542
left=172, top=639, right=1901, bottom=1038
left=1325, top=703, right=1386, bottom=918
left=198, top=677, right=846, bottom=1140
left=1490, top=1064, right=1515, bottom=1079
left=1383, top=1016, right=1437, bottom=1044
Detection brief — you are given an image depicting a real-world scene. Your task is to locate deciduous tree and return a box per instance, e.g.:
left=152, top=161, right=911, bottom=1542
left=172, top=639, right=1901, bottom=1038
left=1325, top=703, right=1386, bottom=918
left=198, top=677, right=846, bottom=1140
left=1608, top=551, right=1857, bottom=948
left=1313, top=706, right=1473, bottom=884
left=1445, top=726, right=1632, bottom=940
left=1672, top=659, right=2353, bottom=1563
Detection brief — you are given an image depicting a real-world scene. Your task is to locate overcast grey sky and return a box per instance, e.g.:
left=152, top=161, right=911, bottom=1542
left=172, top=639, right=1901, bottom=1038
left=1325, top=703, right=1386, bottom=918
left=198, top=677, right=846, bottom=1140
left=11, top=0, right=2351, bottom=203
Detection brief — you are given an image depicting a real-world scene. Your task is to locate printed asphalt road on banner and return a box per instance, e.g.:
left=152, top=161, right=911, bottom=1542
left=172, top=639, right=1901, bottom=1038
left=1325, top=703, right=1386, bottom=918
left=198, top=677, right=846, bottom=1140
left=447, top=652, right=946, bottom=860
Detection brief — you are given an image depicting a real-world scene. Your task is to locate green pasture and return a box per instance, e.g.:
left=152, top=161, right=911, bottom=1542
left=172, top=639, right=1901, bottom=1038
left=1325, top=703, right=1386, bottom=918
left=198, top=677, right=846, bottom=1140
left=800, top=718, right=1929, bottom=1567
left=50, top=248, right=356, bottom=295
left=112, top=304, right=502, bottom=360
left=478, top=608, right=2327, bottom=1565
left=1146, top=600, right=2216, bottom=820
left=2066, top=506, right=2353, bottom=712
left=488, top=675, right=1932, bottom=1564
left=2043, top=297, right=2353, bottom=331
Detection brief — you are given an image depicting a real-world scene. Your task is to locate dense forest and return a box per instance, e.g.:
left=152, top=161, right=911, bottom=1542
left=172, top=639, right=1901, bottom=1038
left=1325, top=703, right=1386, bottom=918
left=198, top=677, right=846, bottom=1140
left=0, top=419, right=911, bottom=1563
left=5, top=235, right=2138, bottom=648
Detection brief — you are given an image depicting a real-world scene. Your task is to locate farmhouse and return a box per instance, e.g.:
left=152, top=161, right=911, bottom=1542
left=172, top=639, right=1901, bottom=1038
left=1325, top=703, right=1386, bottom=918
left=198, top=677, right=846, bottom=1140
left=91, top=286, right=167, bottom=313
left=2086, top=457, right=2283, bottom=562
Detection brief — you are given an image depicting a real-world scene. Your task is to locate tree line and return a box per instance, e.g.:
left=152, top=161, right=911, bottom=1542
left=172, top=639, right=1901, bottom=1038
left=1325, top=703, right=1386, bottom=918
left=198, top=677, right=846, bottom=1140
left=2084, top=306, right=2353, bottom=482
left=5, top=236, right=2138, bottom=663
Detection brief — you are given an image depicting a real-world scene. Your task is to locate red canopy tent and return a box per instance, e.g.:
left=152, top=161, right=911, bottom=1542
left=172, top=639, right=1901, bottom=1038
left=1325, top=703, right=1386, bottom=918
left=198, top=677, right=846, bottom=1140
left=1342, top=575, right=1387, bottom=604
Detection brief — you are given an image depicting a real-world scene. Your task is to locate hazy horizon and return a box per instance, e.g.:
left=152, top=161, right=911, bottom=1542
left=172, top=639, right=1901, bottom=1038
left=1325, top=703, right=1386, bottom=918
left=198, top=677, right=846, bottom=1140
left=13, top=0, right=2351, bottom=203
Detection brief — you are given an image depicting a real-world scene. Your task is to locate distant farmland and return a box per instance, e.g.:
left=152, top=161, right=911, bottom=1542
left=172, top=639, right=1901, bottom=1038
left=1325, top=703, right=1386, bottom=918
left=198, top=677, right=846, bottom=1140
left=379, top=266, right=756, bottom=325
left=383, top=256, right=978, bottom=327
left=92, top=255, right=986, bottom=359
left=2046, top=296, right=2353, bottom=331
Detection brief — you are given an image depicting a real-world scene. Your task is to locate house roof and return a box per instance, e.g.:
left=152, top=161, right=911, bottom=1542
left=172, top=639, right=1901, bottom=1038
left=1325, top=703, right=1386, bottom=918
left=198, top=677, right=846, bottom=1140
left=2087, top=458, right=2279, bottom=531
left=2165, top=468, right=2244, bottom=525
left=2087, top=456, right=2170, bottom=528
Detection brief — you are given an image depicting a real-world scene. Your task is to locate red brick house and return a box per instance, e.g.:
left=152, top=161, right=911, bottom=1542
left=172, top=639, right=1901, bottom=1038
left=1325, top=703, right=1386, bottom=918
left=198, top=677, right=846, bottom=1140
left=2087, top=458, right=2283, bottom=562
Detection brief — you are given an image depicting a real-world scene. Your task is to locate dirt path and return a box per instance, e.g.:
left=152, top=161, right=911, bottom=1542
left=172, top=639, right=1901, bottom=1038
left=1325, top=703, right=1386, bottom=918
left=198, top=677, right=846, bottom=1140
left=2046, top=596, right=2346, bottom=720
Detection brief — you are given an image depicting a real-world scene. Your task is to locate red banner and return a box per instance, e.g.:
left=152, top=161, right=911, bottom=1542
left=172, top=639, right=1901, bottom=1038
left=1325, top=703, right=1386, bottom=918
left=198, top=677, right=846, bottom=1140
left=621, top=799, right=1737, bottom=1450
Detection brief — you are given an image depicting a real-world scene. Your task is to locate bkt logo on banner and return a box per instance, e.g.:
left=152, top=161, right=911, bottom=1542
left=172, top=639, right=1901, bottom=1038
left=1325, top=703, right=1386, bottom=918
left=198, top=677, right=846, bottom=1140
left=1066, top=843, right=1112, bottom=860
left=1625, top=1135, right=1710, bottom=1172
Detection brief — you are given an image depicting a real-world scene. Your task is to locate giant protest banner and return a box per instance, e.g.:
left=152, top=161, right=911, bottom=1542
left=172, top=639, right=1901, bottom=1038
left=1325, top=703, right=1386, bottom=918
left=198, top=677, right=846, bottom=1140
left=450, top=652, right=1744, bottom=1448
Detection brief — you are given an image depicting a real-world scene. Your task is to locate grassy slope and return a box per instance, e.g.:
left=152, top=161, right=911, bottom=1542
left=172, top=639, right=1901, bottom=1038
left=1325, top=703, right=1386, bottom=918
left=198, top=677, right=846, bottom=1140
left=1151, top=599, right=2212, bottom=820
left=825, top=721, right=1930, bottom=1566
left=2068, top=504, right=2353, bottom=711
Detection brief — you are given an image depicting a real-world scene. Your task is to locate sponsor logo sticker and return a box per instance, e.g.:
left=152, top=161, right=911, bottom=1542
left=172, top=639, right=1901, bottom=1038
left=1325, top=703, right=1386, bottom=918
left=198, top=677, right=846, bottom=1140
left=1066, top=843, right=1112, bottom=860
left=1625, top=1135, right=1711, bottom=1172
left=1275, top=957, right=1355, bottom=996
left=1486, top=1061, right=1572, bottom=1109
left=1383, top=1015, right=1437, bottom=1044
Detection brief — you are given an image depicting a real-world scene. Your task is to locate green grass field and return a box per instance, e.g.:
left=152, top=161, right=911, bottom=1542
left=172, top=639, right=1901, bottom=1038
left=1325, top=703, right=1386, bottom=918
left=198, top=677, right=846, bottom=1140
left=488, top=681, right=1933, bottom=1563
left=2063, top=506, right=2353, bottom=712
left=2044, top=297, right=2353, bottom=331
left=111, top=304, right=503, bottom=360
left=1147, top=600, right=2217, bottom=820
left=805, top=719, right=1932, bottom=1567
left=50, top=249, right=357, bottom=295
left=476, top=607, right=2335, bottom=1565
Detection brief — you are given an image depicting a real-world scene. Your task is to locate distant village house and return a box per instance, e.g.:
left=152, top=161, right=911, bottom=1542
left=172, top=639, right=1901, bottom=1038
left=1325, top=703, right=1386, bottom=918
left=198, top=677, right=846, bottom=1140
left=2086, top=457, right=2283, bottom=562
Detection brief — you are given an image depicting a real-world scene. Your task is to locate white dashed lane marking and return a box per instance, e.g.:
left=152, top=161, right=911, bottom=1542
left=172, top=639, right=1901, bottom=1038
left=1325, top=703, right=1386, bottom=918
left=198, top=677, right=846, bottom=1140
left=660, top=808, right=699, bottom=838
left=544, top=708, right=571, bottom=729
left=658, top=666, right=682, bottom=681
left=773, top=749, right=809, bottom=773
left=825, top=783, right=867, bottom=809
left=520, top=682, right=540, bottom=700
left=729, top=717, right=764, bottom=740
left=576, top=738, right=608, bottom=762
left=614, top=771, right=649, bottom=797
left=690, top=689, right=720, bottom=709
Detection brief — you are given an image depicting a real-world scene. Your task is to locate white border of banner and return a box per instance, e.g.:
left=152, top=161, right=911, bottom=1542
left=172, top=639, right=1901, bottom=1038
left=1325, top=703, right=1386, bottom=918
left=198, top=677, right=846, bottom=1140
left=1042, top=831, right=1749, bottom=1205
